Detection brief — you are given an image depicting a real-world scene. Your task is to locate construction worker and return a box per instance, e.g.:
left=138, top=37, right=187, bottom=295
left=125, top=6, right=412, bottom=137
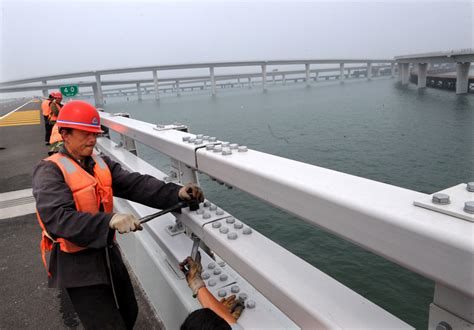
left=47, top=123, right=63, bottom=155
left=48, top=91, right=63, bottom=127
left=41, top=94, right=54, bottom=144
left=32, top=100, right=204, bottom=329
left=179, top=256, right=244, bottom=329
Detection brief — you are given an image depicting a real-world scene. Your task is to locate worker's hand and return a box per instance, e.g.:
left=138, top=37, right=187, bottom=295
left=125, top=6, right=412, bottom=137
left=178, top=183, right=204, bottom=203
left=109, top=213, right=143, bottom=234
left=179, top=256, right=205, bottom=297
left=220, top=295, right=245, bottom=320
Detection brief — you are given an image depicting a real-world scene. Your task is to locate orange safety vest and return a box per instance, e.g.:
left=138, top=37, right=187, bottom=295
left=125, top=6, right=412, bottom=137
left=41, top=100, right=51, bottom=117
left=49, top=124, right=62, bottom=144
left=36, top=153, right=114, bottom=276
left=48, top=102, right=62, bottom=122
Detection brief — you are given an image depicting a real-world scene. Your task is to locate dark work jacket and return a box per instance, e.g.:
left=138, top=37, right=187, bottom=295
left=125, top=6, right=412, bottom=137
left=32, top=147, right=181, bottom=288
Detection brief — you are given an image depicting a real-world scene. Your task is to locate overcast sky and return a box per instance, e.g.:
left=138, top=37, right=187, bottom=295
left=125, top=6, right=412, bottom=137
left=0, top=0, right=472, bottom=81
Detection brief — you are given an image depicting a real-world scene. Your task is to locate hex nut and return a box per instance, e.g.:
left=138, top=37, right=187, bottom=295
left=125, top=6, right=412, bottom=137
left=238, top=293, right=248, bottom=301
left=212, top=222, right=222, bottom=229
left=464, top=201, right=474, bottom=214
left=218, top=290, right=227, bottom=298
left=213, top=268, right=222, bottom=275
left=216, top=209, right=224, bottom=215
left=238, top=146, right=248, bottom=152
left=196, top=209, right=204, bottom=215
left=243, top=227, right=253, bottom=235
left=182, top=136, right=190, bottom=142
left=206, top=144, right=214, bottom=150
left=194, top=139, right=203, bottom=145
left=230, top=143, right=239, bottom=149
left=219, top=227, right=229, bottom=234
left=222, top=148, right=232, bottom=156
left=234, top=222, right=244, bottom=229
left=227, top=232, right=238, bottom=240
left=208, top=279, right=217, bottom=287
left=202, top=273, right=210, bottom=280
left=246, top=300, right=256, bottom=309
left=202, top=212, right=211, bottom=219
left=221, top=142, right=230, bottom=147
left=209, top=205, right=217, bottom=211
left=209, top=137, right=217, bottom=142
left=467, top=182, right=474, bottom=192
left=196, top=134, right=204, bottom=139
left=203, top=201, right=211, bottom=207
left=432, top=193, right=450, bottom=205
left=226, top=217, right=235, bottom=224
left=207, top=263, right=216, bottom=269
left=213, top=146, right=222, bottom=153
left=219, top=274, right=228, bottom=281
left=231, top=285, right=240, bottom=293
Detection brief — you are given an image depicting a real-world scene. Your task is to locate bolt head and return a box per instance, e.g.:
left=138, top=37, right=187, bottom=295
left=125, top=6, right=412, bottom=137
left=207, top=263, right=216, bottom=269
left=222, top=142, right=230, bottom=147
left=467, top=182, right=474, bottom=192
left=218, top=290, right=226, bottom=297
left=196, top=134, right=204, bottom=139
left=432, top=193, right=450, bottom=205
left=212, top=222, right=221, bottom=229
left=234, top=222, right=244, bottom=229
left=464, top=201, right=474, bottom=214
left=222, top=148, right=232, bottom=156
left=194, top=139, right=203, bottom=145
left=219, top=227, right=229, bottom=234
left=238, top=146, right=248, bottom=152
left=230, top=143, right=239, bottom=149
left=213, top=268, right=222, bottom=275
left=202, top=212, right=211, bottom=219
left=182, top=136, right=190, bottom=142
left=243, top=227, right=252, bottom=235
left=227, top=232, right=238, bottom=240
left=202, top=272, right=210, bottom=280
left=219, top=274, right=228, bottom=281
left=213, top=146, right=222, bottom=153
left=226, top=217, right=235, bottom=224
left=246, top=300, right=256, bottom=309
left=209, top=137, right=217, bottom=142
left=208, top=279, right=217, bottom=287
left=231, top=285, right=240, bottom=293
left=238, top=293, right=248, bottom=301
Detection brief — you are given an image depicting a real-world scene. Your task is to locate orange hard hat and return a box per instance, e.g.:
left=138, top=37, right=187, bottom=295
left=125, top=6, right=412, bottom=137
left=57, top=100, right=103, bottom=133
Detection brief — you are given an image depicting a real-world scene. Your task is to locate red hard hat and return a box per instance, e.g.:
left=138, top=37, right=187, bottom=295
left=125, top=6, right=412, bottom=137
left=52, top=91, right=63, bottom=100
left=57, top=100, right=103, bottom=133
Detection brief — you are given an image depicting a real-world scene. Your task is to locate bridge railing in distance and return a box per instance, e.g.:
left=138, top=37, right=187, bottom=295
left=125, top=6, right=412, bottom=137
left=98, top=112, right=474, bottom=329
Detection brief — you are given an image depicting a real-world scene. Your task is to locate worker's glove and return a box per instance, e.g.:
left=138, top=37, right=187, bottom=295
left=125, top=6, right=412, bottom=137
left=179, top=256, right=205, bottom=298
left=220, top=295, right=245, bottom=320
left=109, top=213, right=143, bottom=234
left=178, top=183, right=204, bottom=203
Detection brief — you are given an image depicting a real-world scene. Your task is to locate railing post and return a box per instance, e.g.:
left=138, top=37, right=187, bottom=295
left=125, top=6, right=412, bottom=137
left=367, top=62, right=372, bottom=80
left=153, top=70, right=160, bottom=100
left=455, top=62, right=470, bottom=94
left=94, top=73, right=104, bottom=106
left=339, top=63, right=345, bottom=83
left=305, top=63, right=310, bottom=86
left=210, top=67, right=216, bottom=95
left=417, top=63, right=427, bottom=88
left=41, top=80, right=48, bottom=98
left=137, top=83, right=142, bottom=101
left=261, top=64, right=267, bottom=91
left=116, top=113, right=137, bottom=155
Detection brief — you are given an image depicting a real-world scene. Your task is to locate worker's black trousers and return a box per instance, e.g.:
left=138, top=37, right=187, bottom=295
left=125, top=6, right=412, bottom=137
left=66, top=279, right=138, bottom=329
left=43, top=116, right=52, bottom=143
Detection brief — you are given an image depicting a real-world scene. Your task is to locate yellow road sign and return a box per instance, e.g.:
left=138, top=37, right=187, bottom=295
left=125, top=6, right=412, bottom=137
left=0, top=110, right=40, bottom=127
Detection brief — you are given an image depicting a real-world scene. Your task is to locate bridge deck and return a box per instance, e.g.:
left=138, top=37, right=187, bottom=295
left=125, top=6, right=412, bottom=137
left=0, top=99, right=162, bottom=329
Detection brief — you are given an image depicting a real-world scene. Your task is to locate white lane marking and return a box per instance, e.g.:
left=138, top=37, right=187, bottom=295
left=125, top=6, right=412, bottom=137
left=0, top=100, right=35, bottom=120
left=0, top=188, right=36, bottom=220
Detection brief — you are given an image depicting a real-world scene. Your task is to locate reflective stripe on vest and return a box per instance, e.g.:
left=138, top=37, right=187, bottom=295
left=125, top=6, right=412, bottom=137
left=36, top=153, right=113, bottom=276
left=41, top=100, right=51, bottom=116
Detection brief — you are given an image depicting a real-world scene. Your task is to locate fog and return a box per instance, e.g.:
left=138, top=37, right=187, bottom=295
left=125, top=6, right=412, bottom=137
left=1, top=0, right=472, bottom=81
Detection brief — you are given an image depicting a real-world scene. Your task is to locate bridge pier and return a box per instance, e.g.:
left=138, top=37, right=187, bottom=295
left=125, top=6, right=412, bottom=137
left=417, top=63, right=427, bottom=88
left=400, top=63, right=410, bottom=85
left=176, top=80, right=181, bottom=96
left=153, top=70, right=160, bottom=100
left=339, top=63, right=345, bottom=83
left=210, top=67, right=216, bottom=95
left=305, top=64, right=310, bottom=86
left=94, top=74, right=104, bottom=106
left=41, top=80, right=48, bottom=98
left=137, top=83, right=142, bottom=101
left=262, top=64, right=267, bottom=91
left=92, top=83, right=102, bottom=106
left=367, top=63, right=372, bottom=80
left=391, top=63, right=396, bottom=78
left=314, top=71, right=319, bottom=82
left=282, top=74, right=286, bottom=85
left=248, top=77, right=252, bottom=88
left=455, top=62, right=470, bottom=94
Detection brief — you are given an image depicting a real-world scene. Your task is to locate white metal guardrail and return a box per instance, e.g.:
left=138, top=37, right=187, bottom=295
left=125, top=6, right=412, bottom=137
left=98, top=112, right=474, bottom=329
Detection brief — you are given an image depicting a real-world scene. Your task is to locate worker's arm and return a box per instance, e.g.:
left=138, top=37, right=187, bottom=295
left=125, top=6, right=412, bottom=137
left=32, top=160, right=112, bottom=248
left=102, top=155, right=200, bottom=209
left=195, top=287, right=237, bottom=325
left=50, top=102, right=60, bottom=118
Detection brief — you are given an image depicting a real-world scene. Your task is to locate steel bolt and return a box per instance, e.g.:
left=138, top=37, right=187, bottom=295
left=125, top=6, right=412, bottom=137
left=238, top=293, right=248, bottom=301
left=202, top=272, right=210, bottom=280
left=203, top=135, right=210, bottom=140
left=182, top=136, right=190, bottom=142
left=227, top=232, right=238, bottom=240
left=238, top=146, right=248, bottom=152
left=212, top=222, right=222, bottom=229
left=467, top=182, right=474, bottom=192
left=219, top=227, right=229, bottom=234
left=432, top=193, right=450, bottom=205
left=206, top=144, right=214, bottom=151
left=189, top=138, right=196, bottom=144
left=436, top=321, right=452, bottom=330
left=208, top=279, right=217, bottom=287
left=218, top=261, right=226, bottom=267
left=246, top=300, right=256, bottom=309
left=226, top=217, right=235, bottom=224
left=464, top=201, right=474, bottom=214
left=243, top=227, right=252, bottom=235
left=196, top=134, right=204, bottom=139
left=222, top=148, right=232, bottom=156
left=231, top=285, right=240, bottom=293
left=194, top=139, right=203, bottom=145
left=219, top=274, right=228, bottom=281
left=196, top=209, right=204, bottom=215
left=209, top=205, right=217, bottom=211
left=213, top=145, right=222, bottom=153
left=221, top=142, right=230, bottom=147
left=202, top=212, right=211, bottom=219
left=216, top=209, right=224, bottom=215
left=230, top=143, right=239, bottom=149
left=203, top=201, right=211, bottom=207
left=208, top=263, right=216, bottom=269
left=213, top=268, right=222, bottom=275
left=218, top=290, right=227, bottom=298
left=156, top=124, right=165, bottom=128
left=209, top=137, right=217, bottom=142
left=234, top=222, right=243, bottom=229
